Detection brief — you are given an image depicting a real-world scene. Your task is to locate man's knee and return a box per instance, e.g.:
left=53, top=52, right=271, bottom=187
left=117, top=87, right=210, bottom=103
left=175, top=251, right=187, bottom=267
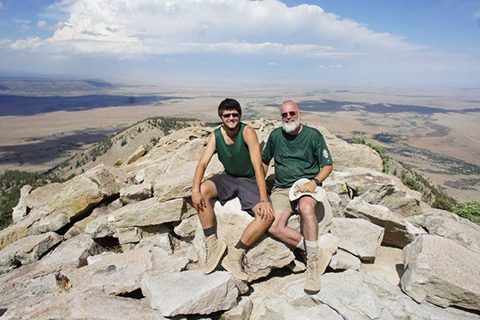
left=298, top=199, right=316, bottom=218
left=200, top=180, right=217, bottom=200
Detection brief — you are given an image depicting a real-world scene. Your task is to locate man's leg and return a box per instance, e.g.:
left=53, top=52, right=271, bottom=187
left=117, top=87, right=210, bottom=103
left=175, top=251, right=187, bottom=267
left=298, top=196, right=321, bottom=294
left=268, top=188, right=305, bottom=249
left=222, top=178, right=272, bottom=281
left=197, top=179, right=227, bottom=274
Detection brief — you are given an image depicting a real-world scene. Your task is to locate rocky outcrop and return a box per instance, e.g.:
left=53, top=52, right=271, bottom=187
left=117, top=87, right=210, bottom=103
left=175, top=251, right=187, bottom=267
left=1, top=119, right=479, bottom=319
left=401, top=235, right=480, bottom=311
left=141, top=270, right=238, bottom=317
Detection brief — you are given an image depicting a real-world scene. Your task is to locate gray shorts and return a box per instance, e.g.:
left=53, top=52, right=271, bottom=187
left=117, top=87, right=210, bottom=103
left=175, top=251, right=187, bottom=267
left=208, top=173, right=260, bottom=213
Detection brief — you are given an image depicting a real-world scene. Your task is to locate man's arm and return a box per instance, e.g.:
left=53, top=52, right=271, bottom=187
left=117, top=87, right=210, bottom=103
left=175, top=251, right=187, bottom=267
left=243, top=126, right=273, bottom=220
left=192, top=133, right=216, bottom=212
left=299, top=164, right=333, bottom=193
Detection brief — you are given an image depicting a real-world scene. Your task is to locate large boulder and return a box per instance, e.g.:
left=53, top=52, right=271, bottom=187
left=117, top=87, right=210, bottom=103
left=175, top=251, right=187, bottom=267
left=401, top=235, right=480, bottom=311
left=2, top=293, right=165, bottom=320
left=68, top=245, right=188, bottom=295
left=324, top=168, right=422, bottom=218
left=327, top=137, right=384, bottom=172
left=421, top=208, right=480, bottom=254
left=0, top=164, right=125, bottom=250
left=330, top=217, right=384, bottom=262
left=11, top=185, right=32, bottom=223
left=345, top=198, right=417, bottom=248
left=110, top=197, right=187, bottom=228
left=194, top=199, right=294, bottom=282
left=141, top=270, right=238, bottom=317
left=364, top=272, right=480, bottom=320
left=0, top=232, right=62, bottom=275
left=0, top=234, right=102, bottom=306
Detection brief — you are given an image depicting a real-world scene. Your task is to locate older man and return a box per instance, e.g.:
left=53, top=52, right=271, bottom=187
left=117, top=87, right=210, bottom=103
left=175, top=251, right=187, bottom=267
left=262, top=100, right=333, bottom=294
left=192, top=98, right=273, bottom=281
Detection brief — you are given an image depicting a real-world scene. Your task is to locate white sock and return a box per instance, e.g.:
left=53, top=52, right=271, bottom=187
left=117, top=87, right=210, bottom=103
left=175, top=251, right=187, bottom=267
left=295, top=236, right=305, bottom=251
left=305, top=240, right=318, bottom=257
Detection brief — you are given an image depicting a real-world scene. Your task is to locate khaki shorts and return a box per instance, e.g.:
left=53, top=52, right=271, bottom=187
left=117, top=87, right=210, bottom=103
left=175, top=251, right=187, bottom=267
left=270, top=187, right=297, bottom=212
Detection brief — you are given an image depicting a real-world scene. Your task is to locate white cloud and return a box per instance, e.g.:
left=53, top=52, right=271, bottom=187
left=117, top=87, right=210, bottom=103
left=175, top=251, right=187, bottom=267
left=474, top=11, right=480, bottom=19
left=0, top=2, right=3, bottom=10
left=268, top=62, right=278, bottom=66
left=20, top=24, right=31, bottom=32
left=15, top=19, right=31, bottom=24
left=5, top=0, right=424, bottom=58
left=329, top=64, right=342, bottom=68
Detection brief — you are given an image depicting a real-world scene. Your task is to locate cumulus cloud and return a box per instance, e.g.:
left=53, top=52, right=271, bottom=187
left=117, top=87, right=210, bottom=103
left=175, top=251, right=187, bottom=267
left=4, top=0, right=424, bottom=58
left=20, top=24, right=31, bottom=32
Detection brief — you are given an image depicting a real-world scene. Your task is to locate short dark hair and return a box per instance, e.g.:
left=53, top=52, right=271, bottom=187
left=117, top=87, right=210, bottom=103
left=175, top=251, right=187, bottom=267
left=218, top=98, right=242, bottom=117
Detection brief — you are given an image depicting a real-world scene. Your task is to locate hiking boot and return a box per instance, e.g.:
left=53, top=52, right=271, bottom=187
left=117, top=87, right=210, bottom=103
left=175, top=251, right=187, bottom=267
left=304, top=253, right=321, bottom=294
left=203, top=234, right=227, bottom=274
left=221, top=246, right=249, bottom=281
left=318, top=247, right=332, bottom=275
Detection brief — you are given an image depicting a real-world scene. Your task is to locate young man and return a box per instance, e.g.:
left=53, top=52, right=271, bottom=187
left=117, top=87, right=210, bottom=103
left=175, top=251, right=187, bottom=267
left=192, top=98, right=273, bottom=281
left=262, top=100, right=333, bottom=294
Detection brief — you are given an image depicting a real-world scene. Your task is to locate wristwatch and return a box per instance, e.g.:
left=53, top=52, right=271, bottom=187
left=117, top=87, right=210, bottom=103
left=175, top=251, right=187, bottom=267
left=313, top=178, right=322, bottom=186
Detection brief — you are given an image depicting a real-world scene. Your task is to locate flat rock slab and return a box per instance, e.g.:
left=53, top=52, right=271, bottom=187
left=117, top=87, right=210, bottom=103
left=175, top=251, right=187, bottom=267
left=2, top=292, right=165, bottom=320
left=0, top=232, right=62, bottom=275
left=141, top=270, right=238, bottom=317
left=345, top=197, right=414, bottom=248
left=401, top=235, right=480, bottom=311
left=330, top=217, right=384, bottom=262
left=69, top=245, right=187, bottom=295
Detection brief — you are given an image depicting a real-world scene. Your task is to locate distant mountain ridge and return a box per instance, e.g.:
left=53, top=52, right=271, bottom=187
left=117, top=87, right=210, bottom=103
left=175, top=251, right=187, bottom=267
left=0, top=78, right=115, bottom=94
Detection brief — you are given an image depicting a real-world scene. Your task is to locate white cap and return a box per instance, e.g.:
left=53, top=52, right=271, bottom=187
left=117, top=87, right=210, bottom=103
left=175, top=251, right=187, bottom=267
left=289, top=178, right=326, bottom=202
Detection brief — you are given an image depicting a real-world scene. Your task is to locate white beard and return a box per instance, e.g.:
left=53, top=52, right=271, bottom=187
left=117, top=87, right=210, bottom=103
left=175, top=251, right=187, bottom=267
left=282, top=119, right=301, bottom=133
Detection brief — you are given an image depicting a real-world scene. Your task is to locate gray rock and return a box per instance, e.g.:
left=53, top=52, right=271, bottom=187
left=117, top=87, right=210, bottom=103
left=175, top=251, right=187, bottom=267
left=361, top=246, right=404, bottom=286
left=174, top=215, right=197, bottom=238
left=330, top=249, right=362, bottom=271
left=2, top=292, right=165, bottom=320
left=0, top=232, right=62, bottom=274
left=0, top=234, right=101, bottom=306
left=401, top=235, right=480, bottom=311
left=276, top=270, right=392, bottom=319
left=324, top=168, right=422, bottom=218
left=119, top=183, right=152, bottom=204
left=222, top=296, right=253, bottom=320
left=330, top=217, right=384, bottom=262
left=422, top=208, right=480, bottom=254
left=345, top=198, right=415, bottom=248
left=194, top=199, right=294, bottom=282
left=68, top=246, right=187, bottom=295
left=328, top=137, right=384, bottom=173
left=141, top=270, right=238, bottom=317
left=11, top=185, right=32, bottom=223
left=364, top=272, right=480, bottom=320
left=110, top=197, right=186, bottom=228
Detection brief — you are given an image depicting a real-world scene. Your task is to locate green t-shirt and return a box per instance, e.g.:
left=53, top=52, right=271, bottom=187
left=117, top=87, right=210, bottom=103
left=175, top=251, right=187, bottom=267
left=262, top=125, right=333, bottom=188
left=215, top=122, right=255, bottom=179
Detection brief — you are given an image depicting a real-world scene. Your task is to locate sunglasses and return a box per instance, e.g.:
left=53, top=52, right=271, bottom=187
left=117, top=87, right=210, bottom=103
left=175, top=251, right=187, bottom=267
left=222, top=112, right=240, bottom=119
left=281, top=111, right=297, bottom=118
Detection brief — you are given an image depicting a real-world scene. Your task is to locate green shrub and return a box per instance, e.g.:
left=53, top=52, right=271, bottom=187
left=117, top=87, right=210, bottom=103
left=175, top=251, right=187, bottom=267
left=453, top=201, right=480, bottom=224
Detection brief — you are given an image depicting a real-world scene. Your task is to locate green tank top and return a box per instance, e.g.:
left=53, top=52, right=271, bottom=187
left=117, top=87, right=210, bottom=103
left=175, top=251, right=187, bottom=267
left=214, top=122, right=255, bottom=179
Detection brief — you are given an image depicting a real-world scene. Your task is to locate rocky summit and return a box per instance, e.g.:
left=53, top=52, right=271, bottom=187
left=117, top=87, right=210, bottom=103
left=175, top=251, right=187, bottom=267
left=0, top=119, right=479, bottom=319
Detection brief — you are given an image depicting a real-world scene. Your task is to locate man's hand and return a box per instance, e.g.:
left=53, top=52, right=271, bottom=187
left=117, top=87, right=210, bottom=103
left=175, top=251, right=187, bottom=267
left=256, top=201, right=274, bottom=221
left=299, top=180, right=317, bottom=193
left=191, top=190, right=206, bottom=212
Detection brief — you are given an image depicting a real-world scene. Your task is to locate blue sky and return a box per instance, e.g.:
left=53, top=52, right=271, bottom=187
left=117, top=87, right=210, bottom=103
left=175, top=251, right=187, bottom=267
left=0, top=0, right=479, bottom=88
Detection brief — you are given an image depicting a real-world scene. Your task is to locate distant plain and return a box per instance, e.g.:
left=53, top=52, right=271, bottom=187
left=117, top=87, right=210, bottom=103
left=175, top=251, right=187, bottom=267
left=0, top=81, right=478, bottom=202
